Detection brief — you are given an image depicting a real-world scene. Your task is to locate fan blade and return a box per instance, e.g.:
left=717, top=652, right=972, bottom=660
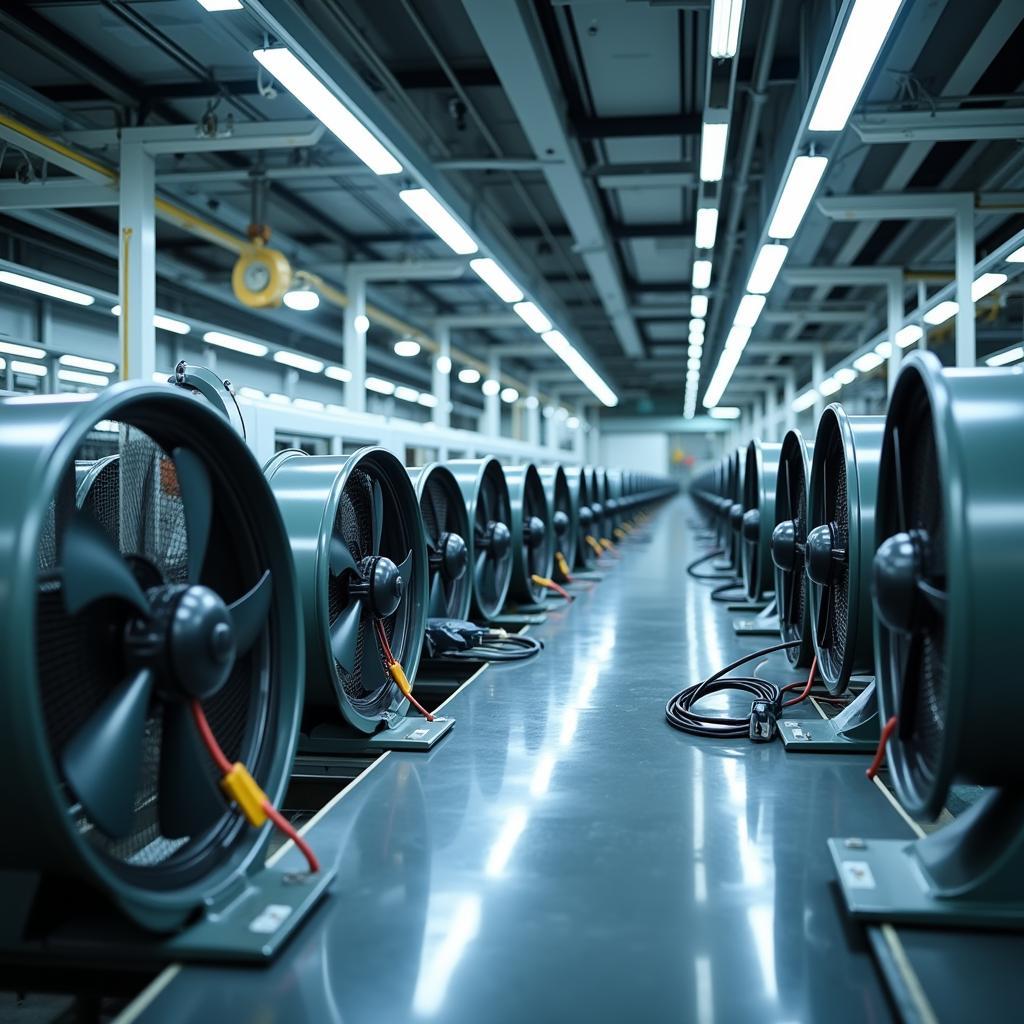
left=474, top=549, right=488, bottom=590
left=917, top=578, right=948, bottom=615
left=158, top=701, right=227, bottom=839
left=330, top=601, right=363, bottom=674
left=61, top=668, right=154, bottom=837
left=360, top=616, right=389, bottom=695
left=898, top=632, right=923, bottom=723
left=816, top=585, right=833, bottom=646
left=785, top=562, right=801, bottom=626
left=428, top=573, right=446, bottom=617
left=370, top=477, right=384, bottom=556
left=395, top=549, right=414, bottom=590
left=62, top=510, right=150, bottom=618
left=329, top=536, right=358, bottom=576
left=482, top=554, right=498, bottom=606
left=228, top=570, right=272, bottom=654
left=480, top=480, right=493, bottom=525
left=427, top=484, right=445, bottom=542
left=172, top=446, right=213, bottom=583
left=891, top=426, right=908, bottom=534
left=782, top=458, right=793, bottom=521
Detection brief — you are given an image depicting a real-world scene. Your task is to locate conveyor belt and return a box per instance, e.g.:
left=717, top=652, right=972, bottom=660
left=119, top=496, right=937, bottom=1023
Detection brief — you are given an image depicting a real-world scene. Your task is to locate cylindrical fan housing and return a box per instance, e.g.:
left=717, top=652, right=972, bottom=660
left=407, top=463, right=472, bottom=622
left=0, top=384, right=303, bottom=932
left=567, top=467, right=595, bottom=570
left=504, top=464, right=554, bottom=605
left=742, top=440, right=781, bottom=601
left=265, top=447, right=428, bottom=735
left=447, top=458, right=513, bottom=621
left=874, top=353, right=1024, bottom=818
left=537, top=464, right=577, bottom=580
left=806, top=405, right=885, bottom=695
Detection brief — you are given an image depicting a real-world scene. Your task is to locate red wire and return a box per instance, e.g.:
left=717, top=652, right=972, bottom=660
left=866, top=715, right=899, bottom=781
left=781, top=657, right=817, bottom=708
left=191, top=699, right=320, bottom=873
left=375, top=619, right=434, bottom=722
left=539, top=577, right=573, bottom=602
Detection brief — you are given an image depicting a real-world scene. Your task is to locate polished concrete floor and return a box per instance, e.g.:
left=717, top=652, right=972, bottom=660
left=122, top=496, right=922, bottom=1023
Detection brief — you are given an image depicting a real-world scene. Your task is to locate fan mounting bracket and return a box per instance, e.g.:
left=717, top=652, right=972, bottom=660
left=302, top=713, right=455, bottom=753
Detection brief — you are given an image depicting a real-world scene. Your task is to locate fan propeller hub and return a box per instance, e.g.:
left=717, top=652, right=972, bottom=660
left=579, top=505, right=593, bottom=528
left=728, top=502, right=744, bottom=533
left=591, top=501, right=604, bottom=520
left=441, top=532, right=468, bottom=581
left=806, top=523, right=842, bottom=585
left=524, top=515, right=545, bottom=548
left=771, top=519, right=798, bottom=571
left=486, top=520, right=512, bottom=559
left=873, top=531, right=922, bottom=634
left=742, top=508, right=760, bottom=541
left=361, top=555, right=406, bottom=618
left=553, top=509, right=569, bottom=536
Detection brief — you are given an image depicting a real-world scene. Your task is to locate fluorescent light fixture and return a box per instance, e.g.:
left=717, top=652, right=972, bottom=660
left=0, top=340, right=45, bottom=359
left=734, top=294, right=766, bottom=329
left=273, top=349, right=324, bottom=373
left=724, top=325, right=751, bottom=350
left=354, top=314, right=370, bottom=334
left=418, top=392, right=439, bottom=407
left=399, top=188, right=477, bottom=255
left=792, top=389, right=817, bottom=412
left=687, top=357, right=701, bottom=370
left=500, top=386, right=519, bottom=403
left=853, top=351, right=885, bottom=372
left=893, top=324, right=922, bottom=348
left=153, top=313, right=190, bottom=335
left=987, top=346, right=1024, bottom=366
left=11, top=360, right=47, bottom=377
left=700, top=121, right=729, bottom=182
left=238, top=386, right=266, bottom=399
left=819, top=376, right=841, bottom=396
left=768, top=155, right=829, bottom=240
left=365, top=376, right=395, bottom=395
left=702, top=343, right=744, bottom=407
left=688, top=344, right=703, bottom=358
left=924, top=301, right=958, bottom=325
left=293, top=397, right=324, bottom=411
left=458, top=367, right=481, bottom=384
left=1007, top=244, right=1024, bottom=263
left=691, top=295, right=709, bottom=318
left=481, top=378, right=501, bottom=397
left=686, top=370, right=700, bottom=383
left=203, top=330, right=267, bottom=357
left=689, top=333, right=705, bottom=347
left=394, top=385, right=420, bottom=403
left=58, top=368, right=107, bottom=387
left=710, top=0, right=744, bottom=59
left=875, top=341, right=893, bottom=357
left=525, top=394, right=539, bottom=410
left=513, top=301, right=552, bottom=334
left=746, top=243, right=789, bottom=294
left=808, top=0, right=903, bottom=132
left=692, top=260, right=712, bottom=290
left=394, top=338, right=422, bottom=358
left=709, top=406, right=741, bottom=419
left=695, top=207, right=719, bottom=249
left=282, top=287, right=320, bottom=311
left=469, top=257, right=523, bottom=303
left=540, top=330, right=618, bottom=407
left=196, top=0, right=243, bottom=9
left=835, top=366, right=857, bottom=385
left=324, top=364, right=352, bottom=382
left=690, top=318, right=706, bottom=335
left=973, top=272, right=1007, bottom=300
left=94, top=420, right=119, bottom=433
left=556, top=406, right=569, bottom=421
left=252, top=48, right=401, bottom=175
left=268, top=392, right=290, bottom=404
left=151, top=371, right=168, bottom=383
left=435, top=355, right=452, bottom=375
left=0, top=269, right=94, bottom=306
left=566, top=415, right=580, bottom=430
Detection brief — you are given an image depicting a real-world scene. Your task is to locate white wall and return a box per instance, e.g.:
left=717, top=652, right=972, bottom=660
left=599, top=431, right=669, bottom=474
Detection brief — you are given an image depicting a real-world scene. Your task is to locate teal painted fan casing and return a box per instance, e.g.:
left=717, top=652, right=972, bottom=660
left=537, top=464, right=577, bottom=580
left=0, top=384, right=304, bottom=933
left=503, top=464, right=554, bottom=605
left=567, top=466, right=595, bottom=570
left=741, top=440, right=781, bottom=601
left=264, top=447, right=428, bottom=735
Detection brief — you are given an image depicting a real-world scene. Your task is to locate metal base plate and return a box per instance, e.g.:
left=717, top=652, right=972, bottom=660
left=778, top=716, right=877, bottom=752
left=725, top=601, right=768, bottom=613
left=303, top=714, right=454, bottom=754
left=569, top=570, right=603, bottom=582
left=732, top=618, right=779, bottom=636
left=828, top=837, right=1024, bottom=930
left=493, top=612, right=547, bottom=626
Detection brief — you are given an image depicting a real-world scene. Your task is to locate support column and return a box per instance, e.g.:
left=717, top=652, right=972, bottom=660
left=783, top=370, right=796, bottom=432
left=526, top=375, right=541, bottom=447
left=887, top=275, right=903, bottom=395
left=545, top=393, right=559, bottom=449
left=118, top=140, right=155, bottom=381
left=588, top=406, right=600, bottom=464
left=432, top=323, right=451, bottom=429
left=955, top=203, right=976, bottom=366
left=343, top=272, right=367, bottom=413
left=572, top=406, right=586, bottom=459
left=917, top=281, right=928, bottom=349
left=485, top=350, right=500, bottom=438
left=812, top=346, right=825, bottom=422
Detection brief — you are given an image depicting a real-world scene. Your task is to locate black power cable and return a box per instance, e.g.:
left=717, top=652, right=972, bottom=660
left=686, top=548, right=736, bottom=581
left=665, top=640, right=801, bottom=739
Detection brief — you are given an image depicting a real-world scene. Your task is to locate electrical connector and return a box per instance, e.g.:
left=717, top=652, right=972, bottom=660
left=424, top=618, right=490, bottom=658
left=220, top=762, right=270, bottom=827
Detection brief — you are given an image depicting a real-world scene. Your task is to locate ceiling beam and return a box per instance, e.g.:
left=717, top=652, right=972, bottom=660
left=574, top=114, right=701, bottom=139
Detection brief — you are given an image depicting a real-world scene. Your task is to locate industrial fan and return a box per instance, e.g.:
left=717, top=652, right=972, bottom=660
left=779, top=405, right=885, bottom=752
left=0, top=383, right=331, bottom=961
left=741, top=440, right=781, bottom=601
left=264, top=447, right=437, bottom=744
left=503, top=464, right=555, bottom=608
left=567, top=467, right=597, bottom=571
left=408, top=462, right=471, bottom=621
left=606, top=468, right=624, bottom=538
left=447, top=458, right=514, bottom=622
left=830, top=352, right=1024, bottom=927
left=538, top=464, right=577, bottom=582
left=726, top=446, right=747, bottom=574
left=770, top=430, right=815, bottom=667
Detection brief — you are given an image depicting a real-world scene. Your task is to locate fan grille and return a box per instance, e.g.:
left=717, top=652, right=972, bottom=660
left=778, top=444, right=807, bottom=646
